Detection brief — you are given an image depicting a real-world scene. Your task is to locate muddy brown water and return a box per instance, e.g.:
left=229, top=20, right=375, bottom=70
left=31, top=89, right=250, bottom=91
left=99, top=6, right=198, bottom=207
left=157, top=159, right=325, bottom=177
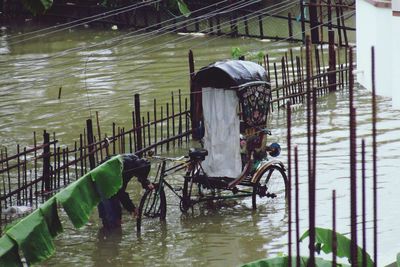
left=0, top=24, right=399, bottom=266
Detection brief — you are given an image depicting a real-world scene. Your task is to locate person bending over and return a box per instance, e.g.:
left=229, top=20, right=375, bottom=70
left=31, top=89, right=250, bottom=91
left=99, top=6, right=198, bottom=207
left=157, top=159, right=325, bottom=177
left=97, top=154, right=154, bottom=229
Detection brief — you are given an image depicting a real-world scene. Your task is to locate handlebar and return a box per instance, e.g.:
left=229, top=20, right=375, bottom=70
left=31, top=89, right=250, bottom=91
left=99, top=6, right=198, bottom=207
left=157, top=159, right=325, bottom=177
left=146, top=151, right=187, bottom=162
left=255, top=127, right=272, bottom=135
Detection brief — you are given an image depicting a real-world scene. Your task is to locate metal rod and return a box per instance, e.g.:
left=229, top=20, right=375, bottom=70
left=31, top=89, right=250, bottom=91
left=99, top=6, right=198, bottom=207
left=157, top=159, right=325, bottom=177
left=16, top=145, right=21, bottom=204
left=132, top=111, right=137, bottom=153
left=335, top=3, right=343, bottom=46
left=171, top=92, right=176, bottom=147
left=161, top=105, right=164, bottom=152
left=328, top=30, right=337, bottom=92
left=349, top=47, right=358, bottom=267
left=362, top=139, right=367, bottom=267
left=258, top=15, right=264, bottom=38
left=339, top=0, right=349, bottom=47
left=371, top=46, right=378, bottom=267
left=309, top=0, right=320, bottom=44
left=288, top=12, right=293, bottom=41
left=86, top=119, right=96, bottom=170
left=142, top=116, right=146, bottom=148
left=244, top=15, right=249, bottom=36
left=43, top=131, right=51, bottom=192
left=295, top=145, right=300, bottom=267
left=185, top=98, right=189, bottom=143
left=112, top=122, right=116, bottom=155
left=167, top=102, right=170, bottom=151
left=135, top=94, right=143, bottom=156
left=79, top=134, right=84, bottom=176
left=306, top=35, right=316, bottom=266
left=300, top=0, right=306, bottom=44
left=96, top=111, right=103, bottom=160
left=178, top=89, right=183, bottom=145
left=147, top=112, right=151, bottom=148
left=332, top=190, right=337, bottom=266
left=287, top=100, right=292, bottom=267
left=154, top=99, right=158, bottom=153
left=274, top=62, right=280, bottom=108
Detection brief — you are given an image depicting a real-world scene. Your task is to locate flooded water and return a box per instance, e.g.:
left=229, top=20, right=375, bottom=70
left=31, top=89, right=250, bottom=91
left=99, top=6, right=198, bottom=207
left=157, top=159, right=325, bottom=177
left=1, top=22, right=399, bottom=267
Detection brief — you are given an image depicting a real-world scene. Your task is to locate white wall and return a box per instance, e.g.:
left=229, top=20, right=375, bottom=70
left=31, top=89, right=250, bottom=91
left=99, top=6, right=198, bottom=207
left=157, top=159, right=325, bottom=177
left=393, top=2, right=400, bottom=108
left=356, top=0, right=400, bottom=109
left=356, top=0, right=377, bottom=91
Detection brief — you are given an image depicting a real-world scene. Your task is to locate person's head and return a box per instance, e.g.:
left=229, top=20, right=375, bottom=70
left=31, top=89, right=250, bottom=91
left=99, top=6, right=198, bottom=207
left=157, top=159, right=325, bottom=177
left=122, top=154, right=150, bottom=180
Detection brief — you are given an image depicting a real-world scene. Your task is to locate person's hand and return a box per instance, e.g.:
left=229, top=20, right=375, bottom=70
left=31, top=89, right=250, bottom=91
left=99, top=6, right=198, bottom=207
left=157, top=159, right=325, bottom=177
left=147, top=183, right=155, bottom=191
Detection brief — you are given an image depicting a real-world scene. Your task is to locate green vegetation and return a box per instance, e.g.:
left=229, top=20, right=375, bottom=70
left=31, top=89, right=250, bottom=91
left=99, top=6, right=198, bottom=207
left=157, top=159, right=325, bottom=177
left=231, top=47, right=265, bottom=62
left=176, top=0, right=190, bottom=17
left=300, top=227, right=374, bottom=267
left=0, top=156, right=124, bottom=266
left=242, top=227, right=374, bottom=267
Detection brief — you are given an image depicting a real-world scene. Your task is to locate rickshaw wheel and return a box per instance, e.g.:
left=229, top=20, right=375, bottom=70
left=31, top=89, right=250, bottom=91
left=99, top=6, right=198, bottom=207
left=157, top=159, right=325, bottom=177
left=252, top=165, right=288, bottom=210
left=136, top=186, right=167, bottom=234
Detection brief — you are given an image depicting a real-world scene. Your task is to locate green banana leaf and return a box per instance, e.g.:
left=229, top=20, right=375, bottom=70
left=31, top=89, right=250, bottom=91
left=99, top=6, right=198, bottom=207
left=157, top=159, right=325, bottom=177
left=176, top=0, right=191, bottom=17
left=56, top=173, right=100, bottom=228
left=6, top=209, right=55, bottom=265
left=0, top=154, right=124, bottom=265
left=39, top=197, right=63, bottom=237
left=397, top=252, right=400, bottom=267
left=0, top=235, right=22, bottom=267
left=90, top=155, right=123, bottom=199
left=300, top=227, right=374, bottom=267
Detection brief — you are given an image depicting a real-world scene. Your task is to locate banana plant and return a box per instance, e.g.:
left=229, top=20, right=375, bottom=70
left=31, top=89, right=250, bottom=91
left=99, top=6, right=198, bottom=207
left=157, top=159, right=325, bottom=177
left=300, top=227, right=374, bottom=267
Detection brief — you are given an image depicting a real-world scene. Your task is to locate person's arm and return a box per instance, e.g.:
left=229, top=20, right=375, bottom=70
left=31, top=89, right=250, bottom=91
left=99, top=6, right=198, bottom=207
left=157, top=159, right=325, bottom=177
left=117, top=178, right=135, bottom=213
left=135, top=158, right=153, bottom=189
left=137, top=175, right=151, bottom=189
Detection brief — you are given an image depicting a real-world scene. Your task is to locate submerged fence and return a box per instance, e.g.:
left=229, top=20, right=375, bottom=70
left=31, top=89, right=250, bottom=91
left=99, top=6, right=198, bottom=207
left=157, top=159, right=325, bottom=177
left=0, top=32, right=350, bottom=228
left=0, top=90, right=191, bottom=225
left=283, top=41, right=379, bottom=266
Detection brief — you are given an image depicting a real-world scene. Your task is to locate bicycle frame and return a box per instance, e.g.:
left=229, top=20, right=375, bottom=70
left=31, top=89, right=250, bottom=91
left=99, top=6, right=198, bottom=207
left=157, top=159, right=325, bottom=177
left=150, top=156, right=257, bottom=213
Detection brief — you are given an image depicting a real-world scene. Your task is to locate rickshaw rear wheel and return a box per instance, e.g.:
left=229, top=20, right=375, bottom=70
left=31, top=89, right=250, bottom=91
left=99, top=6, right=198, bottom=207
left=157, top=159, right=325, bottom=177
left=136, top=186, right=167, bottom=234
left=252, top=165, right=288, bottom=210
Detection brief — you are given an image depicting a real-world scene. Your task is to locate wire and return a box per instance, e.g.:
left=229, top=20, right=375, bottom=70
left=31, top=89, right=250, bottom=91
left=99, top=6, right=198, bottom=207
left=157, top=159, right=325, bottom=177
left=0, top=7, right=355, bottom=131
left=0, top=0, right=255, bottom=90
left=6, top=0, right=162, bottom=44
left=70, top=1, right=298, bottom=84
left=1, top=0, right=231, bottom=66
left=3, top=0, right=294, bottom=90
left=0, top=0, right=300, bottom=119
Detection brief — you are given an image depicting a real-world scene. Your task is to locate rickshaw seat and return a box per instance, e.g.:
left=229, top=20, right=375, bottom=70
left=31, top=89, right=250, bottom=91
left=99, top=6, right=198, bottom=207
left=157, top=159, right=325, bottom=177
left=189, top=148, right=208, bottom=161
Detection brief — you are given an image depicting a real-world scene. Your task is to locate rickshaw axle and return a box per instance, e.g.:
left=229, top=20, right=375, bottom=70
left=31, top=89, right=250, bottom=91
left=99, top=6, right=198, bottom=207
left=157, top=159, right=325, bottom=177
left=257, top=185, right=277, bottom=198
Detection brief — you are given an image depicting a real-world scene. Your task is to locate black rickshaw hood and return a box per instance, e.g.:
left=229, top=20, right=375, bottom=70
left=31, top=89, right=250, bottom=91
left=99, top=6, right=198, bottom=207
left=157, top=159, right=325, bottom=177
left=193, top=60, right=269, bottom=89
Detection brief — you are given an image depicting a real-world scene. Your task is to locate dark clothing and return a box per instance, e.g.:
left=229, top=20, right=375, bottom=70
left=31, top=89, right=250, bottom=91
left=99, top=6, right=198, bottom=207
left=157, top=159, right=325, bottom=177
left=98, top=154, right=151, bottom=229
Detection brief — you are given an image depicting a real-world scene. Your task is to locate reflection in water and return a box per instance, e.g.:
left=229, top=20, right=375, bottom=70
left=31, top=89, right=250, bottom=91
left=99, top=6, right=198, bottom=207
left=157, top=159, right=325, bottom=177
left=93, top=227, right=122, bottom=267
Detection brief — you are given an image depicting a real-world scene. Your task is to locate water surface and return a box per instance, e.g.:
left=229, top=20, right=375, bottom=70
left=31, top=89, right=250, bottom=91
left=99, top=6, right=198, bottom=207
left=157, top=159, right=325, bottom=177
left=0, top=24, right=398, bottom=266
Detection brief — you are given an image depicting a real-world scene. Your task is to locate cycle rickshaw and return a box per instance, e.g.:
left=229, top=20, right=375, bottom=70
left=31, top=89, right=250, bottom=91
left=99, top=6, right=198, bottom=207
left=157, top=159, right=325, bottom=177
left=137, top=60, right=288, bottom=233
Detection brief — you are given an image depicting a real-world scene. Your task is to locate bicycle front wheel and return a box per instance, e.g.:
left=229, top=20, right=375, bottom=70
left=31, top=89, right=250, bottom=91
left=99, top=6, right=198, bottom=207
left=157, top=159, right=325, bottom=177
left=136, top=186, right=166, bottom=234
left=252, top=164, right=288, bottom=210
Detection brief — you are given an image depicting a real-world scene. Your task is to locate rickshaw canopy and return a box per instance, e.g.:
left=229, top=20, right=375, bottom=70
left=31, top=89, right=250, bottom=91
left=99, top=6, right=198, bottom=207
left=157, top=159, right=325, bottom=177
left=193, top=60, right=269, bottom=89
left=193, top=60, right=271, bottom=178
